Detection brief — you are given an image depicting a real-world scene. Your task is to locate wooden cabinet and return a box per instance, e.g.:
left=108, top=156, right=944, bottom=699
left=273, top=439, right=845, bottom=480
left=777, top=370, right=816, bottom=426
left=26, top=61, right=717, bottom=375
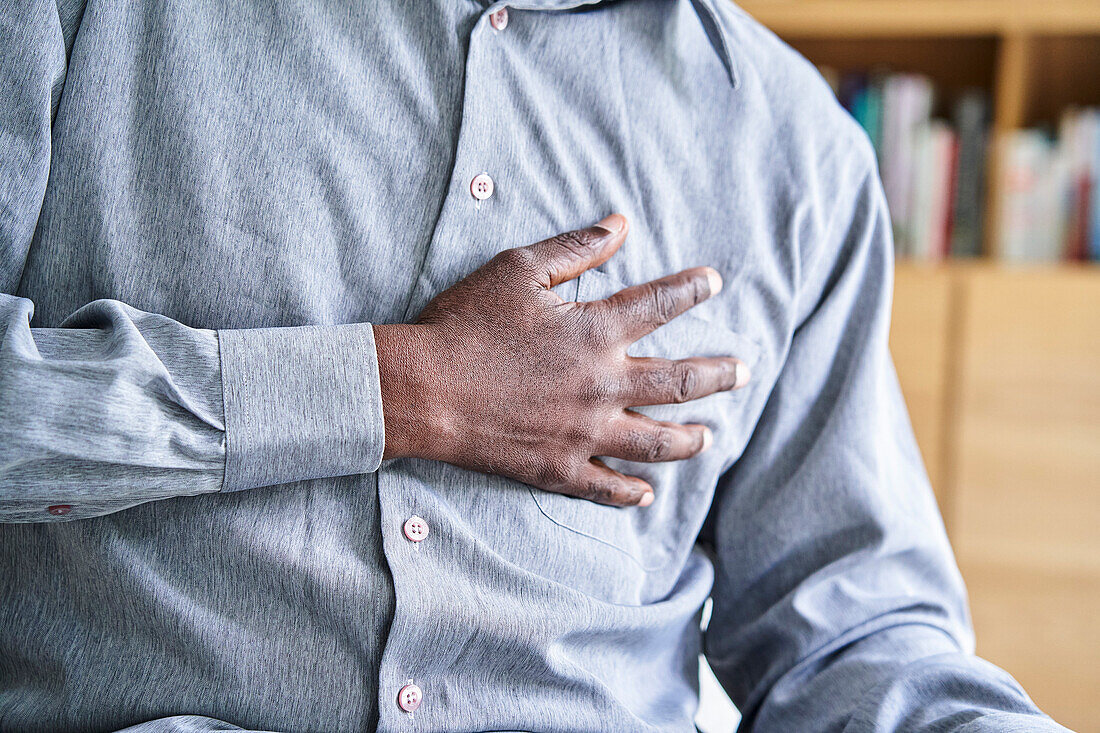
left=953, top=268, right=1100, bottom=731
left=891, top=264, right=1100, bottom=732
left=889, top=265, right=956, bottom=514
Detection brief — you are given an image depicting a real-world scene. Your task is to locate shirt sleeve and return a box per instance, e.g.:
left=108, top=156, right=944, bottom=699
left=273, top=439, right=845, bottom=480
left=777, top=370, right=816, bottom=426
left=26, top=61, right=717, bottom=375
left=701, top=155, right=1071, bottom=731
left=0, top=1, right=386, bottom=523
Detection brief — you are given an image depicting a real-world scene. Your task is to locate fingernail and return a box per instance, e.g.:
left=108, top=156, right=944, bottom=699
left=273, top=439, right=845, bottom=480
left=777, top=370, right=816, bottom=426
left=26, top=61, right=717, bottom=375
left=704, top=267, right=723, bottom=296
left=596, top=213, right=625, bottom=233
left=733, top=361, right=751, bottom=389
left=700, top=426, right=713, bottom=452
left=637, top=490, right=654, bottom=507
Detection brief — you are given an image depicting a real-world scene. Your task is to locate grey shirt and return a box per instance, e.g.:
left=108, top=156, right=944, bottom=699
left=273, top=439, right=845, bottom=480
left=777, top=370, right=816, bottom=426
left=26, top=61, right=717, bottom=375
left=0, top=0, right=1070, bottom=731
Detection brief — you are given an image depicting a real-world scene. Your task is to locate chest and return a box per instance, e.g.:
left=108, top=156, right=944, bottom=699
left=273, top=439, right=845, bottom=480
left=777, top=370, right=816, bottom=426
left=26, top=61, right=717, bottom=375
left=28, top=0, right=791, bottom=335
left=25, top=0, right=798, bottom=596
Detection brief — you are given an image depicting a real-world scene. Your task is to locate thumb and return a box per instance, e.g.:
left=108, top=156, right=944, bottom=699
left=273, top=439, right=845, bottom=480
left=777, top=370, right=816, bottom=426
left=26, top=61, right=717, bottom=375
left=521, top=214, right=628, bottom=288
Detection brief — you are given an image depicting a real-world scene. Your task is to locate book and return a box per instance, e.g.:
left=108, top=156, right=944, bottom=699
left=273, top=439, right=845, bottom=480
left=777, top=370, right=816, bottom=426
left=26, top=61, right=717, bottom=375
left=848, top=73, right=884, bottom=152
left=999, top=131, right=1056, bottom=262
left=825, top=65, right=1100, bottom=262
left=1092, top=114, right=1100, bottom=260
left=910, top=120, right=958, bottom=260
left=997, top=110, right=1100, bottom=262
left=950, top=91, right=989, bottom=258
left=879, top=74, right=934, bottom=256
left=1060, top=110, right=1092, bottom=261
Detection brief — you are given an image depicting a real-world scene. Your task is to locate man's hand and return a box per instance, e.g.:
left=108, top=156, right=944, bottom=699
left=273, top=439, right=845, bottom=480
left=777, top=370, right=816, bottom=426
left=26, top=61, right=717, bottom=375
left=374, top=214, right=750, bottom=507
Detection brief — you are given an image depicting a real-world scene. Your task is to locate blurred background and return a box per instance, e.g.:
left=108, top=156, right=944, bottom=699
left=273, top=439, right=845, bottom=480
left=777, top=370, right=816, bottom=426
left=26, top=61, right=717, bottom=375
left=696, top=1, right=1100, bottom=731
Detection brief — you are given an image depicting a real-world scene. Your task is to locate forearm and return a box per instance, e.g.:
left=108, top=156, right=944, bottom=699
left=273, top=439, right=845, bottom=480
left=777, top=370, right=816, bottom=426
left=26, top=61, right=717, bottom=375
left=0, top=296, right=225, bottom=521
left=718, top=623, right=1070, bottom=732
left=0, top=295, right=388, bottom=522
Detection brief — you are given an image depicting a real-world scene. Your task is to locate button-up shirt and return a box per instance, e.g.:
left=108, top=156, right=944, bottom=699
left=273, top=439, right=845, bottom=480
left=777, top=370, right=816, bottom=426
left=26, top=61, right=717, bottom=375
left=0, top=0, right=1071, bottom=731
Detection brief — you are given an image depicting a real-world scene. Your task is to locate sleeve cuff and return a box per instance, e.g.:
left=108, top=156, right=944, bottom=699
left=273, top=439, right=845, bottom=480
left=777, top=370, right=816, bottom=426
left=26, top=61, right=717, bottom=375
left=956, top=712, right=1074, bottom=733
left=217, top=322, right=385, bottom=492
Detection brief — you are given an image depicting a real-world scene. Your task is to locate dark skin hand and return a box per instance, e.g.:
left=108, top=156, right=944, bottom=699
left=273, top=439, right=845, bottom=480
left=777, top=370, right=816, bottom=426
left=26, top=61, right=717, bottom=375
left=373, top=213, right=751, bottom=507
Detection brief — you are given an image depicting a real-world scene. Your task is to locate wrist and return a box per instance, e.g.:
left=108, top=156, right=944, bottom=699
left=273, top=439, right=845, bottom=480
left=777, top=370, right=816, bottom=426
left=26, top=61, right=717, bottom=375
left=373, top=323, right=453, bottom=462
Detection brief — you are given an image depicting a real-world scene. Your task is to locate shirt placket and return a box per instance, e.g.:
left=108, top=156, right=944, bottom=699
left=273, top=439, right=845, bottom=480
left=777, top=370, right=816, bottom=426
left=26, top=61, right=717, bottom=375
left=396, top=4, right=519, bottom=324
left=373, top=3, right=518, bottom=728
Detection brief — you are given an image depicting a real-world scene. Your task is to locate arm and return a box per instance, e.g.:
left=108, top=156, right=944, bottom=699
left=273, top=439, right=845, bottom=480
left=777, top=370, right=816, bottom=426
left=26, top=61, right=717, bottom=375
left=2, top=3, right=749, bottom=523
left=0, top=293, right=386, bottom=521
left=701, top=157, right=1071, bottom=731
left=1, top=3, right=387, bottom=522
left=3, top=219, right=748, bottom=523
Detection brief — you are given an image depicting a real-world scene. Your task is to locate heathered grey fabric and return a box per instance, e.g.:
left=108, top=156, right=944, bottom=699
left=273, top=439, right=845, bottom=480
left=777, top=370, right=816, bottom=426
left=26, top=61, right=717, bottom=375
left=0, top=0, right=1070, bottom=731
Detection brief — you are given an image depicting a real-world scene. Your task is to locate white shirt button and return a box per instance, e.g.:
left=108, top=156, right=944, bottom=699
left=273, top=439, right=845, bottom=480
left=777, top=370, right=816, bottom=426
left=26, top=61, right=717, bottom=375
left=403, top=515, right=429, bottom=542
left=489, top=7, right=509, bottom=31
left=470, top=172, right=494, bottom=200
left=397, top=683, right=423, bottom=712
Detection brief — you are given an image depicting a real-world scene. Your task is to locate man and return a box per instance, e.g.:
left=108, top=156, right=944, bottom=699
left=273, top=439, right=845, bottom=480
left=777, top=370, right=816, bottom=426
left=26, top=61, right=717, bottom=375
left=0, top=0, right=1070, bottom=731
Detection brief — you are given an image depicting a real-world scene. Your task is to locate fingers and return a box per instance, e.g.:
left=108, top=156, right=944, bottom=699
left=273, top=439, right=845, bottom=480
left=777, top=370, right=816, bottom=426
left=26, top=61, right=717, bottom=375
left=599, top=266, right=723, bottom=342
left=569, top=458, right=654, bottom=507
left=597, top=411, right=714, bottom=464
left=516, top=214, right=629, bottom=288
left=623, top=356, right=750, bottom=406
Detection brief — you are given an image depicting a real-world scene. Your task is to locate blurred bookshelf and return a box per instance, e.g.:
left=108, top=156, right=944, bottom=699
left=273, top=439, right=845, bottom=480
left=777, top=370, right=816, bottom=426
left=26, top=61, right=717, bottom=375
left=739, top=0, right=1100, bottom=263
left=735, top=3, right=1100, bottom=731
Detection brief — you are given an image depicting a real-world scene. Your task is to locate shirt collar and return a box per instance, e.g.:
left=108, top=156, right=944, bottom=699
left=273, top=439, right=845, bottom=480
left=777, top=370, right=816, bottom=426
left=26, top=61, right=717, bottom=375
left=483, top=0, right=741, bottom=89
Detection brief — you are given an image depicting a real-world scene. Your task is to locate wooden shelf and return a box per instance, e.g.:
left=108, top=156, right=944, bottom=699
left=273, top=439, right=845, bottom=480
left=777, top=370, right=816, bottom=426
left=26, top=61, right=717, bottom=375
left=895, top=259, right=1100, bottom=273
left=782, top=36, right=999, bottom=117
left=737, top=2, right=1100, bottom=259
left=736, top=0, right=1100, bottom=37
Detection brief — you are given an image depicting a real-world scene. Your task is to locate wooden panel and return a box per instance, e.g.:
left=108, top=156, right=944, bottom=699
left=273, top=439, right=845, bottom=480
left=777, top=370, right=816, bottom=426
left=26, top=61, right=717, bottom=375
left=965, top=561, right=1100, bottom=732
left=992, top=33, right=1033, bottom=135
left=1022, top=35, right=1100, bottom=127
left=890, top=264, right=955, bottom=518
left=953, top=267, right=1100, bottom=731
left=736, top=0, right=1100, bottom=36
left=783, top=36, right=999, bottom=118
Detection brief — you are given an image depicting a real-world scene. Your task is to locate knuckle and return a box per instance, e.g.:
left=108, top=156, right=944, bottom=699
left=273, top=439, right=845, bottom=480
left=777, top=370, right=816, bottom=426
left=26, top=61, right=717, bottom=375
left=582, top=304, right=617, bottom=346
left=567, top=416, right=600, bottom=449
left=633, top=362, right=672, bottom=400
left=533, top=456, right=573, bottom=491
left=674, top=363, right=698, bottom=402
left=582, top=373, right=619, bottom=406
left=641, top=363, right=671, bottom=391
left=647, top=282, right=678, bottom=323
left=582, top=478, right=621, bottom=505
left=495, top=246, right=535, bottom=272
left=622, top=429, right=645, bottom=458
left=646, top=427, right=673, bottom=462
left=553, top=229, right=594, bottom=257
